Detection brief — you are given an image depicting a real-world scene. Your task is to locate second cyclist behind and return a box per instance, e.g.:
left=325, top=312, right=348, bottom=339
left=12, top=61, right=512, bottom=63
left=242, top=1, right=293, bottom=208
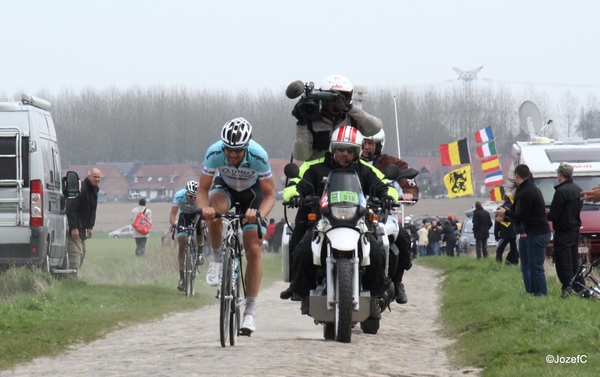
left=169, top=180, right=204, bottom=292
left=198, top=117, right=276, bottom=336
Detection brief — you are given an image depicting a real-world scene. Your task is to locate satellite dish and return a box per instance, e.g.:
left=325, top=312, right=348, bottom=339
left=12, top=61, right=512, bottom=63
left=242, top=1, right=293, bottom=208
left=519, top=101, right=543, bottom=140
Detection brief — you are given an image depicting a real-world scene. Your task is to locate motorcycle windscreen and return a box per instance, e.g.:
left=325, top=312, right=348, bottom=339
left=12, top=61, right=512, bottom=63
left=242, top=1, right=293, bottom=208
left=325, top=169, right=363, bottom=199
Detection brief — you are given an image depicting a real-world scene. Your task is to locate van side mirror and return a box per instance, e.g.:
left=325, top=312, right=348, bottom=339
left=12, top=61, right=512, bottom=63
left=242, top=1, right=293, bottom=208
left=62, top=171, right=80, bottom=198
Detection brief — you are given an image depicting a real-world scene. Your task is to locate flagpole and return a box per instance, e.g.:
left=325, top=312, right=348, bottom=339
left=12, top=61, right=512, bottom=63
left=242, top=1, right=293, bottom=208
left=393, top=95, right=401, bottom=158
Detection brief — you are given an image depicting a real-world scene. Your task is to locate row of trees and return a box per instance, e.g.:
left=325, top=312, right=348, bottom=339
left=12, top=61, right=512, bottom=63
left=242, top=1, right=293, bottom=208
left=24, top=84, right=600, bottom=166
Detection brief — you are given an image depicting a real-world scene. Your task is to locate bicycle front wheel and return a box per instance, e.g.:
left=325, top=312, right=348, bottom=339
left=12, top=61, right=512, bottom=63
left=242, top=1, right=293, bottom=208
left=184, top=244, right=194, bottom=297
left=230, top=256, right=242, bottom=346
left=219, top=248, right=232, bottom=347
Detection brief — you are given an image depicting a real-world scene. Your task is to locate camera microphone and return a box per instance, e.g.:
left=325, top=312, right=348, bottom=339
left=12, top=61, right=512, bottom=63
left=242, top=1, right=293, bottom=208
left=285, top=80, right=305, bottom=99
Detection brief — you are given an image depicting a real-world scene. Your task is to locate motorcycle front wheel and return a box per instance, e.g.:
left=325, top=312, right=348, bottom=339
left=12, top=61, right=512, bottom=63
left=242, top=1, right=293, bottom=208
left=335, top=258, right=353, bottom=343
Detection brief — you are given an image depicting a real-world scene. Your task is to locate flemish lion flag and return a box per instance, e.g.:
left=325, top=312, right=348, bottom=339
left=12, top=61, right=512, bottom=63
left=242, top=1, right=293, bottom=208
left=439, top=138, right=470, bottom=166
left=443, top=165, right=474, bottom=198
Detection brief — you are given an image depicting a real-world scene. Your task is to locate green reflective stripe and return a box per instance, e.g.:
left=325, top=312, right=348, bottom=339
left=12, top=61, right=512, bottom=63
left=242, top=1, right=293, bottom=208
left=330, top=191, right=359, bottom=204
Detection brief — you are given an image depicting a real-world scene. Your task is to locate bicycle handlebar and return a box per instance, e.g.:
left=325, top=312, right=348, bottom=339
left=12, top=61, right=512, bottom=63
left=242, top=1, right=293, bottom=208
left=213, top=211, right=263, bottom=239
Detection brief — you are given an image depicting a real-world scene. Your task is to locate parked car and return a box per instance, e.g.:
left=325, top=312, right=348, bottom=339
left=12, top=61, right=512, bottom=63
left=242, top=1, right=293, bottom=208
left=460, top=214, right=497, bottom=250
left=108, top=225, right=134, bottom=239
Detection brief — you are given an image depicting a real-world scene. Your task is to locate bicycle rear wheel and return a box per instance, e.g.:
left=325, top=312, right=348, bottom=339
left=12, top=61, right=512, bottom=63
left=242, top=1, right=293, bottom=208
left=219, top=247, right=232, bottom=347
left=184, top=244, right=194, bottom=297
left=190, top=244, right=198, bottom=297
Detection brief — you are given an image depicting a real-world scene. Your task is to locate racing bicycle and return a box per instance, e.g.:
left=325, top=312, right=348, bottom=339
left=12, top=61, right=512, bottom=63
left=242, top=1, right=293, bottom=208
left=214, top=207, right=262, bottom=347
left=173, top=211, right=203, bottom=297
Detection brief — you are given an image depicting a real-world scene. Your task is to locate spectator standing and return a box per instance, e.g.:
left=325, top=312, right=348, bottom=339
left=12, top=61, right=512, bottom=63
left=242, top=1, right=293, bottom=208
left=547, top=162, right=584, bottom=296
left=427, top=220, right=442, bottom=256
left=472, top=201, right=492, bottom=259
left=442, top=219, right=456, bottom=257
left=417, top=223, right=429, bottom=257
left=66, top=168, right=101, bottom=275
left=131, top=198, right=152, bottom=256
left=495, top=164, right=551, bottom=296
left=494, top=193, right=518, bottom=264
left=265, top=218, right=276, bottom=251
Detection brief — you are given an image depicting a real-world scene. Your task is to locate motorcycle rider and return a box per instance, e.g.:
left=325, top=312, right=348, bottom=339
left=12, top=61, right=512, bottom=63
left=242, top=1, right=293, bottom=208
left=281, top=74, right=383, bottom=300
left=361, top=129, right=419, bottom=304
left=283, top=126, right=399, bottom=319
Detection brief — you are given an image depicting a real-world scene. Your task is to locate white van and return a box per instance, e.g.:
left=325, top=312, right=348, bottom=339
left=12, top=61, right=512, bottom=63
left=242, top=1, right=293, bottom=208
left=0, top=94, right=79, bottom=274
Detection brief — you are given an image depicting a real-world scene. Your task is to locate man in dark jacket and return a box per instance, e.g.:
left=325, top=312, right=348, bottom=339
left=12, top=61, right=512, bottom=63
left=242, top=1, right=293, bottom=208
left=284, top=126, right=398, bottom=319
left=547, top=162, right=584, bottom=296
left=494, top=193, right=518, bottom=264
left=442, top=220, right=457, bottom=257
left=472, top=201, right=492, bottom=259
left=427, top=220, right=442, bottom=256
left=496, top=164, right=551, bottom=295
left=66, top=168, right=101, bottom=274
left=361, top=129, right=419, bottom=304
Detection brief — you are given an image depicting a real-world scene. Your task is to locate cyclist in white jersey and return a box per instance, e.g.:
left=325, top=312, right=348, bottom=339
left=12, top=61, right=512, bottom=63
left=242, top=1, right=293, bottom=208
left=169, top=181, right=204, bottom=291
left=199, top=117, right=276, bottom=335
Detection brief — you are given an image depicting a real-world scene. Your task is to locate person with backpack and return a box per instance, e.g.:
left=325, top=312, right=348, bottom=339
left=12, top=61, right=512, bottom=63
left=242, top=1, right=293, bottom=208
left=131, top=198, right=152, bottom=256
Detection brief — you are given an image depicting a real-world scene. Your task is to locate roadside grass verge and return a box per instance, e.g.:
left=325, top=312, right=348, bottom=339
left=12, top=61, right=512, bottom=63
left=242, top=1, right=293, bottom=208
left=417, top=256, right=599, bottom=376
left=0, top=237, right=282, bottom=371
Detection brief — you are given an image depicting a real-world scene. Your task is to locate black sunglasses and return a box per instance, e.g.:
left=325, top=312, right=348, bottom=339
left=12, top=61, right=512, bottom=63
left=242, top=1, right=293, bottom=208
left=334, top=147, right=356, bottom=154
left=224, top=146, right=246, bottom=153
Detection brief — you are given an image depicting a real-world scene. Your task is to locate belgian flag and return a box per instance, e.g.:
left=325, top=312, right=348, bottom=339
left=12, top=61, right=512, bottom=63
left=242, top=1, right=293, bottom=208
left=439, top=138, right=470, bottom=166
left=489, top=186, right=505, bottom=201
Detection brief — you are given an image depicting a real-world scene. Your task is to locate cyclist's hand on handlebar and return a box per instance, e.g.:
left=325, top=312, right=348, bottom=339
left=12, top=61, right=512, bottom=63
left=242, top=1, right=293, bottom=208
left=201, top=206, right=216, bottom=221
left=244, top=208, right=258, bottom=224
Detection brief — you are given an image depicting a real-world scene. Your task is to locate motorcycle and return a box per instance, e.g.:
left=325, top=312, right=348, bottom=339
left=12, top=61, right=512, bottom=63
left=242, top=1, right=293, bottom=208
left=283, top=163, right=417, bottom=342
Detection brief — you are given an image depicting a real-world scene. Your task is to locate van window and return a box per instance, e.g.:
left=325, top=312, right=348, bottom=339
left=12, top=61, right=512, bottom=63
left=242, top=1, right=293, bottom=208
left=535, top=177, right=600, bottom=206
left=0, top=134, right=30, bottom=186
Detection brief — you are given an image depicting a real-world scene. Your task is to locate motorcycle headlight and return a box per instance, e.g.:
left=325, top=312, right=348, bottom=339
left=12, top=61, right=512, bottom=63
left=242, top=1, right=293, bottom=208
left=331, top=205, right=358, bottom=220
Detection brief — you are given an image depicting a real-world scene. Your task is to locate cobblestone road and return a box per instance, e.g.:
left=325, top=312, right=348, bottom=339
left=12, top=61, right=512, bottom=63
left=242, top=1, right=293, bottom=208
left=1, top=265, right=480, bottom=377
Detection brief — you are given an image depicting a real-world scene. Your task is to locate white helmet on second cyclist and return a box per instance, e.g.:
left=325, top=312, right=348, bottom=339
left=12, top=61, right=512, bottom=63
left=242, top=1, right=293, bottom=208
left=221, top=117, right=252, bottom=149
left=330, top=125, right=364, bottom=161
left=186, top=180, right=198, bottom=197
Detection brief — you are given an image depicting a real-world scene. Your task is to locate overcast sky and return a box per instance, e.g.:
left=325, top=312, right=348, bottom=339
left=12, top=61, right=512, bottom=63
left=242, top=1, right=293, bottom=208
left=2, top=0, right=600, bottom=104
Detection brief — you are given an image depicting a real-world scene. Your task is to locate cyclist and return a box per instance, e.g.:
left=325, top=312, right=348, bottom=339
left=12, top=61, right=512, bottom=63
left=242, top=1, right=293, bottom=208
left=169, top=180, right=204, bottom=291
left=361, top=129, right=419, bottom=304
left=199, top=117, right=276, bottom=335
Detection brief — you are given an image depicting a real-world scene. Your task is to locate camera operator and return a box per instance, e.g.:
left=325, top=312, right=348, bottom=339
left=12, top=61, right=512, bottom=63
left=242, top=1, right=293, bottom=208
left=280, top=74, right=383, bottom=300
left=288, top=74, right=383, bottom=162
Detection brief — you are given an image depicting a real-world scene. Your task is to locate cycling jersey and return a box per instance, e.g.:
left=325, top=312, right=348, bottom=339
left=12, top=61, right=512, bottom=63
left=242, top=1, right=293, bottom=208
left=202, top=139, right=272, bottom=192
left=172, top=188, right=198, bottom=214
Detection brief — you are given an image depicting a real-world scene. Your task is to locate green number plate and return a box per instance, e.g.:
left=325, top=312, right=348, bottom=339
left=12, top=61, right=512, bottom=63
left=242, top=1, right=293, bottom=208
left=330, top=191, right=358, bottom=204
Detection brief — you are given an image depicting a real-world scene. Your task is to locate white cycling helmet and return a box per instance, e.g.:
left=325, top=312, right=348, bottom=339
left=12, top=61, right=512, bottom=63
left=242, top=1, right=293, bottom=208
left=221, top=117, right=252, bottom=148
left=186, top=180, right=198, bottom=197
left=320, top=74, right=353, bottom=93
left=330, top=125, right=364, bottom=159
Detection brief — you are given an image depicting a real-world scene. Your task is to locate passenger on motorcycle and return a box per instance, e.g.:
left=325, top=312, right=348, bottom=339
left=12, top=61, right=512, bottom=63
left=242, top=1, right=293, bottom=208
left=283, top=126, right=399, bottom=319
left=361, top=129, right=419, bottom=304
left=198, top=117, right=277, bottom=335
left=281, top=74, right=383, bottom=300
left=169, top=180, right=204, bottom=291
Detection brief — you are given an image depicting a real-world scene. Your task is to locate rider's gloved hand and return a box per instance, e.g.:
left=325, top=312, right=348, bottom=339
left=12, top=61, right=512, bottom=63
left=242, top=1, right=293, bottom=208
left=332, top=90, right=353, bottom=112
left=381, top=196, right=396, bottom=211
left=289, top=196, right=303, bottom=208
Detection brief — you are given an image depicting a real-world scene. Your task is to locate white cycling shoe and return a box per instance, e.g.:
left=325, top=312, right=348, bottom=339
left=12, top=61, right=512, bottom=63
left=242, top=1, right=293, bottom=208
left=206, top=261, right=222, bottom=287
left=240, top=314, right=256, bottom=335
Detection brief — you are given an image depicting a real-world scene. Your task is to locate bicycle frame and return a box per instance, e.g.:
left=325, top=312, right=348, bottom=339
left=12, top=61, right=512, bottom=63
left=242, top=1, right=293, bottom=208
left=569, top=258, right=600, bottom=299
